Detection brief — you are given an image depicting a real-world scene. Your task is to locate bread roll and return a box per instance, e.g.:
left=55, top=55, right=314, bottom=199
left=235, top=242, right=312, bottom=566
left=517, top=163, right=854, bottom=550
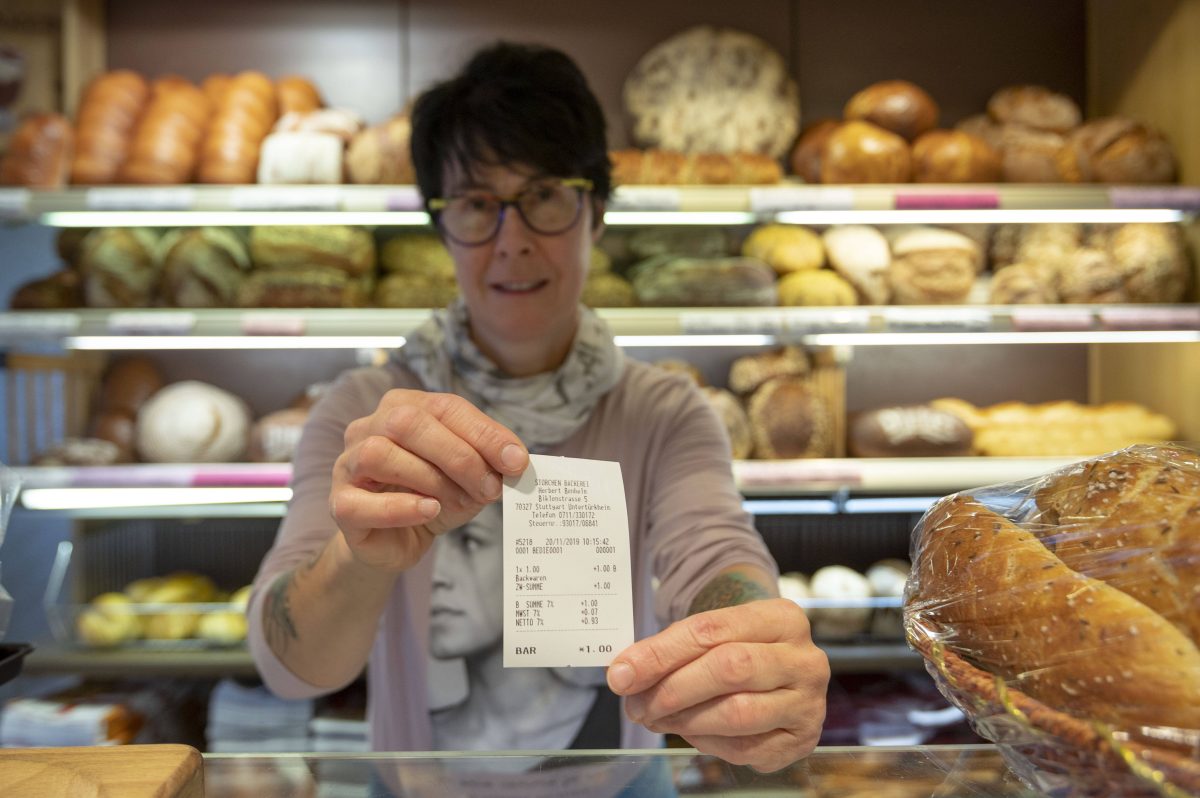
left=276, top=75, right=323, bottom=115
left=238, top=268, right=371, bottom=308
left=624, top=26, right=800, bottom=158
left=954, top=113, right=1004, bottom=152
left=999, top=124, right=1066, bottom=183
left=136, top=380, right=252, bottom=463
left=1057, top=247, right=1128, bottom=303
left=77, top=228, right=162, bottom=307
left=374, top=273, right=459, bottom=308
left=778, top=269, right=857, bottom=306
left=580, top=272, right=636, bottom=308
left=747, top=377, right=832, bottom=459
left=630, top=255, right=777, bottom=307
left=849, top=405, right=973, bottom=457
left=1108, top=223, right=1189, bottom=303
left=345, top=113, right=415, bottom=184
left=1057, top=117, right=1177, bottom=184
left=159, top=227, right=251, bottom=307
left=76, top=593, right=141, bottom=647
left=822, top=225, right=891, bottom=305
left=987, top=85, right=1081, bottom=133
left=700, top=386, right=753, bottom=460
left=911, top=129, right=1001, bottom=183
left=909, top=494, right=1200, bottom=732
left=807, top=566, right=873, bottom=639
left=844, top=80, right=939, bottom=142
left=119, top=76, right=211, bottom=184
left=248, top=407, right=309, bottom=463
left=249, top=225, right=375, bottom=276
left=741, top=224, right=824, bottom=274
left=988, top=261, right=1059, bottom=304
left=257, top=131, right=345, bottom=184
left=71, top=70, right=150, bottom=184
left=887, top=227, right=981, bottom=304
left=100, top=356, right=165, bottom=417
left=10, top=270, right=83, bottom=310
left=0, top=113, right=73, bottom=188
left=822, top=121, right=911, bottom=184
left=728, top=346, right=810, bottom=396
left=788, top=119, right=840, bottom=183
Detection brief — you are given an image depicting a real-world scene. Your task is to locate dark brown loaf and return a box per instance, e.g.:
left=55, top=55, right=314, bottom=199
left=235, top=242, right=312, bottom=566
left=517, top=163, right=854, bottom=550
left=0, top=113, right=73, bottom=188
left=99, top=356, right=165, bottom=417
left=843, top=80, right=939, bottom=141
left=788, top=118, right=840, bottom=183
left=821, top=121, right=911, bottom=184
left=747, top=377, right=832, bottom=459
left=89, top=411, right=137, bottom=463
left=986, top=85, right=1081, bottom=133
left=10, top=270, right=83, bottom=310
left=1032, top=445, right=1200, bottom=644
left=849, top=405, right=972, bottom=458
left=728, top=346, right=810, bottom=396
left=909, top=493, right=1200, bottom=733
left=1056, top=117, right=1177, bottom=184
left=911, top=129, right=1001, bottom=183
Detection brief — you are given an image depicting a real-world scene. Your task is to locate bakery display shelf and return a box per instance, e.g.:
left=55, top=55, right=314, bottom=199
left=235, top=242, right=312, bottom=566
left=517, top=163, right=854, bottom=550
left=14, top=457, right=1080, bottom=517
left=3, top=183, right=1197, bottom=224
left=1, top=305, right=1198, bottom=351
left=21, top=645, right=259, bottom=679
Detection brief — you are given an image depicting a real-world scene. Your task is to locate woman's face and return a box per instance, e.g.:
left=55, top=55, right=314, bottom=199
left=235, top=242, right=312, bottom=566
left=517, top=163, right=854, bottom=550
left=439, top=161, right=602, bottom=370
left=429, top=503, right=504, bottom=660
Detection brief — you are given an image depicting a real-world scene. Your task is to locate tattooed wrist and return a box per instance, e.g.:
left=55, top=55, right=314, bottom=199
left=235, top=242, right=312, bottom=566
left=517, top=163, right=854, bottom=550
left=688, top=571, right=771, bottom=615
left=263, top=557, right=316, bottom=654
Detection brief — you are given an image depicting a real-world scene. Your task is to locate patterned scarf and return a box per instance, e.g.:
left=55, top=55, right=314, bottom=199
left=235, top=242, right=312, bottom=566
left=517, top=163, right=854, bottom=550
left=397, top=299, right=625, bottom=452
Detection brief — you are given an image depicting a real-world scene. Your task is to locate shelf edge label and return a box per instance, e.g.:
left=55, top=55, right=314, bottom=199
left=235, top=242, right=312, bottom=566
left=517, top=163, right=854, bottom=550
left=608, top=186, right=681, bottom=211
left=86, top=187, right=196, bottom=210
left=894, top=190, right=999, bottom=210
left=1109, top=186, right=1200, bottom=210
left=107, top=312, right=196, bottom=335
left=0, top=188, right=31, bottom=218
left=231, top=186, right=342, bottom=211
left=750, top=186, right=854, bottom=212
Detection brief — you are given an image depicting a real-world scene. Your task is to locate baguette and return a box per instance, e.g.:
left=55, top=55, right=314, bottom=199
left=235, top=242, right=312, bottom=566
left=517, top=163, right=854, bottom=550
left=908, top=493, right=1200, bottom=733
left=1032, top=445, right=1200, bottom=643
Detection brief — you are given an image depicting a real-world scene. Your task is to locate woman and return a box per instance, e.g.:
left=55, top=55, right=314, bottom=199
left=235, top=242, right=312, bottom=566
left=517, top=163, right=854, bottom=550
left=248, top=41, right=828, bottom=771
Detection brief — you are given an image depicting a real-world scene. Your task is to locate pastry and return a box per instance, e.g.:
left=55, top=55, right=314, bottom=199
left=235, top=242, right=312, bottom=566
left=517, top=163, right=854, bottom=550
left=821, top=121, right=912, bottom=184
left=843, top=80, right=939, bottom=141
left=624, top=26, right=800, bottom=158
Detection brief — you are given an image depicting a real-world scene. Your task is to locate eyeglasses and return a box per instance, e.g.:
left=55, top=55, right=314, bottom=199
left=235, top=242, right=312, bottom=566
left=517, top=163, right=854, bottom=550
left=427, top=177, right=593, bottom=247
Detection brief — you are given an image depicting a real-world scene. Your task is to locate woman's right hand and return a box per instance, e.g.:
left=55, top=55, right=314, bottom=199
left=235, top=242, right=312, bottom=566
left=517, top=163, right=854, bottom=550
left=330, top=389, right=529, bottom=572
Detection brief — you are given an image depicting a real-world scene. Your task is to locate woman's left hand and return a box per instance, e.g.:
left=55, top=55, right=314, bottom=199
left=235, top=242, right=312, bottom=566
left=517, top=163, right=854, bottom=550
left=606, top=598, right=829, bottom=773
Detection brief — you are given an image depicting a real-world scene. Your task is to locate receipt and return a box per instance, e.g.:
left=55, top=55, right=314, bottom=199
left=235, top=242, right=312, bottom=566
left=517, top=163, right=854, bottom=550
left=503, top=454, right=634, bottom=668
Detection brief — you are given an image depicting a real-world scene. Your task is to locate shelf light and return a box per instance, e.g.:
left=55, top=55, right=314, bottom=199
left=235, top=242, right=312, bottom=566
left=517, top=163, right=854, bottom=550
left=772, top=209, right=1186, bottom=226
left=803, top=330, right=1200, bottom=346
left=40, top=211, right=431, bottom=228
left=21, top=487, right=294, bottom=510
left=614, top=334, right=775, bottom=347
left=66, top=335, right=408, bottom=350
left=603, top=211, right=760, bottom=225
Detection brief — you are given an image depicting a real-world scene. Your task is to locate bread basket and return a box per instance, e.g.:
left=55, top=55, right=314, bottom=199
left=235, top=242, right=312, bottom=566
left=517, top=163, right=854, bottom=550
left=904, top=444, right=1200, bottom=798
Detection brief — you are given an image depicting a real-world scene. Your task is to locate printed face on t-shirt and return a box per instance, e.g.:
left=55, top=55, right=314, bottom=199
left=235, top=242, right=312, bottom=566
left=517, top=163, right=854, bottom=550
left=429, top=502, right=504, bottom=660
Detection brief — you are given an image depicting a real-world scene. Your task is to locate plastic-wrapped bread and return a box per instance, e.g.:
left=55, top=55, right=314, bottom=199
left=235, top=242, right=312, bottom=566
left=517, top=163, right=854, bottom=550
left=198, top=70, right=277, bottom=184
left=119, top=76, right=212, bottom=184
left=0, top=113, right=73, bottom=188
left=71, top=70, right=151, bottom=184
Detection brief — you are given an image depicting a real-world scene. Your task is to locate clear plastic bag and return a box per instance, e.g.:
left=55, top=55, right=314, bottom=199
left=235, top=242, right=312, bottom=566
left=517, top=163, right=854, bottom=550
left=0, top=463, right=20, bottom=638
left=904, top=443, right=1200, bottom=798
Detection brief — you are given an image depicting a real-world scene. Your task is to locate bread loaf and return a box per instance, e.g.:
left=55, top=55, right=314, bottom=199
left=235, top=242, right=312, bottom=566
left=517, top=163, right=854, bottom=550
left=1056, top=247, right=1128, bottom=304
left=249, top=225, right=375, bottom=276
left=998, top=124, right=1065, bottom=183
left=1108, top=223, right=1189, bottom=303
left=627, top=227, right=729, bottom=261
left=624, top=26, right=799, bottom=159
left=379, top=234, right=455, bottom=278
left=136, top=381, right=252, bottom=463
left=843, top=80, right=939, bottom=142
left=986, top=85, right=1081, bottom=133
left=0, top=113, right=73, bottom=188
left=609, top=148, right=782, bottom=185
left=747, top=377, right=832, bottom=459
left=988, top=261, right=1059, bottom=304
left=784, top=121, right=833, bottom=185
left=728, top=346, right=810, bottom=396
left=10, top=270, right=83, bottom=310
left=580, top=272, right=636, bottom=308
left=345, top=113, right=415, bottom=184
left=1057, top=117, right=1177, bottom=184
left=256, top=131, right=345, bottom=184
left=849, top=405, right=973, bottom=457
left=71, top=70, right=150, bottom=184
left=909, top=493, right=1200, bottom=733
left=374, top=273, right=459, bottom=308
left=700, top=387, right=753, bottom=460
left=275, top=75, right=323, bottom=115
left=198, top=70, right=278, bottom=184
left=630, top=255, right=777, bottom=307
left=77, top=228, right=161, bottom=307
left=119, top=76, right=211, bottom=184
left=1032, top=446, right=1200, bottom=643
left=822, top=225, right=891, bottom=305
left=159, top=227, right=250, bottom=307
left=238, top=268, right=371, bottom=308
left=821, top=121, right=911, bottom=184
left=887, top=227, right=980, bottom=304
left=99, top=356, right=165, bottom=418
left=911, top=129, right=1001, bottom=183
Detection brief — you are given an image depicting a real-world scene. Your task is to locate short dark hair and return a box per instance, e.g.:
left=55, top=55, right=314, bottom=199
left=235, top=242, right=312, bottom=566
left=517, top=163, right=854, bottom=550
left=411, top=42, right=612, bottom=205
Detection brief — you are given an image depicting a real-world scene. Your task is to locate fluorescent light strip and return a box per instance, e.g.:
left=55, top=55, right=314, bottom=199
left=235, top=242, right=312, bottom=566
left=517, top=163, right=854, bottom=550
left=614, top=334, right=776, bottom=347
left=604, top=211, right=760, bottom=225
left=842, top=497, right=940, bottom=514
left=41, top=211, right=431, bottom=227
left=804, top=330, right=1200, bottom=346
left=22, top=487, right=293, bottom=510
left=773, top=209, right=1185, bottom=225
left=743, top=499, right=839, bottom=515
left=67, top=335, right=407, bottom=350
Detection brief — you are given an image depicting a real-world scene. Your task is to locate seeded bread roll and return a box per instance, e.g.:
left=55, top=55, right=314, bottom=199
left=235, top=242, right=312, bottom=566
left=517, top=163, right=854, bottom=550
left=728, top=346, right=810, bottom=396
left=747, top=377, right=832, bottom=459
left=908, top=493, right=1200, bottom=733
left=624, top=26, right=800, bottom=159
left=843, top=80, right=939, bottom=142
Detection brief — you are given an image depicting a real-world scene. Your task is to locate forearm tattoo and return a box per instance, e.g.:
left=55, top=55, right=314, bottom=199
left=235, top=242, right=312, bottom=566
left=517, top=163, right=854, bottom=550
left=263, top=558, right=314, bottom=653
left=688, top=572, right=771, bottom=616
